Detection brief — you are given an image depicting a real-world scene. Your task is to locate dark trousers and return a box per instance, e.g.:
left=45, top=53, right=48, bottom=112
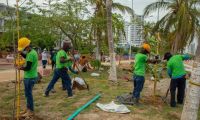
left=42, top=60, right=47, bottom=69
left=170, top=76, right=186, bottom=107
left=45, top=68, right=72, bottom=96
left=24, top=78, right=37, bottom=111
left=51, top=61, right=55, bottom=70
left=133, top=75, right=145, bottom=99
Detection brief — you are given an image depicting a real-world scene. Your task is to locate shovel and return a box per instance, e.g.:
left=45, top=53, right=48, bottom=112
left=161, top=86, right=170, bottom=103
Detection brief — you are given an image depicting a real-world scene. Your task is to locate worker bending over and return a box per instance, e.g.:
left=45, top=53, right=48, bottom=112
left=164, top=52, right=190, bottom=107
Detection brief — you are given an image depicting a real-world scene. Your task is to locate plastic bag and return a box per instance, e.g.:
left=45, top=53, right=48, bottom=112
left=91, top=73, right=100, bottom=77
left=96, top=101, right=130, bottom=114
left=72, top=77, right=86, bottom=85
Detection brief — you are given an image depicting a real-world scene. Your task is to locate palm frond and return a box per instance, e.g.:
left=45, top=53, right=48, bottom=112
left=112, top=2, right=134, bottom=16
left=143, top=1, right=171, bottom=17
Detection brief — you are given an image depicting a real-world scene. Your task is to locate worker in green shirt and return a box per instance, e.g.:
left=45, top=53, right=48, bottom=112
left=17, top=37, right=38, bottom=117
left=44, top=40, right=78, bottom=97
left=132, top=43, right=159, bottom=105
left=164, top=52, right=190, bottom=107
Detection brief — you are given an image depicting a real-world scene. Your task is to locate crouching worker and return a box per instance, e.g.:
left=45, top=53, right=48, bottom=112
left=17, top=37, right=38, bottom=117
left=132, top=43, right=159, bottom=105
left=44, top=40, right=76, bottom=98
left=164, top=52, right=190, bottom=107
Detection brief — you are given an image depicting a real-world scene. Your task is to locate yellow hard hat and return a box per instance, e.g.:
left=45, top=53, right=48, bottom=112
left=142, top=43, right=151, bottom=53
left=18, top=37, right=31, bottom=51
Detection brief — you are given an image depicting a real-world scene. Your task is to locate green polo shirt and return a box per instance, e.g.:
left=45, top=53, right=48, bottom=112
left=167, top=55, right=188, bottom=79
left=24, top=49, right=38, bottom=78
left=134, top=53, right=148, bottom=76
left=56, top=50, right=69, bottom=69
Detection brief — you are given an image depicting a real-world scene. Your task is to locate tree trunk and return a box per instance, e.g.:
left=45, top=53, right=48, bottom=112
left=181, top=57, right=200, bottom=120
left=196, top=39, right=200, bottom=56
left=106, top=0, right=117, bottom=82
left=96, top=29, right=101, bottom=60
left=171, top=33, right=181, bottom=53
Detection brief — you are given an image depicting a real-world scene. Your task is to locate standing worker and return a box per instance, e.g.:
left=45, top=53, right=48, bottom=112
left=132, top=43, right=158, bottom=105
left=17, top=37, right=38, bottom=117
left=41, top=48, right=48, bottom=69
left=163, top=52, right=190, bottom=107
left=50, top=49, right=57, bottom=70
left=44, top=40, right=75, bottom=97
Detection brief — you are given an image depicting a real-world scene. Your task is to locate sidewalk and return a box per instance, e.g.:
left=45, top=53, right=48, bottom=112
left=0, top=65, right=52, bottom=82
left=0, top=58, right=13, bottom=65
left=101, top=60, right=134, bottom=66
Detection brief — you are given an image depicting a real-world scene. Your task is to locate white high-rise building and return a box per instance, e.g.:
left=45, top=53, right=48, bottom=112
left=118, top=22, right=129, bottom=47
left=118, top=14, right=144, bottom=48
left=129, top=15, right=144, bottom=47
left=0, top=3, right=15, bottom=34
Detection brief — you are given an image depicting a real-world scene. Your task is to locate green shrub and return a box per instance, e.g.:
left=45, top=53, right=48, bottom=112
left=90, top=59, right=101, bottom=70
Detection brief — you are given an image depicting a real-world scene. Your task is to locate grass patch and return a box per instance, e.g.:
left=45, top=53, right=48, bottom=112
left=0, top=66, right=199, bottom=119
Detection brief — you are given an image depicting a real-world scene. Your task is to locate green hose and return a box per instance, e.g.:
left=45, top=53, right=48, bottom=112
left=67, top=94, right=101, bottom=120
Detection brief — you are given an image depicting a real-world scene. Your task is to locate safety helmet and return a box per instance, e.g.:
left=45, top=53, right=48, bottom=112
left=18, top=37, right=31, bottom=51
left=142, top=43, right=151, bottom=53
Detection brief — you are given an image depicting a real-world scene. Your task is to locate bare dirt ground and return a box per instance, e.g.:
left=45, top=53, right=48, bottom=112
left=76, top=78, right=173, bottom=120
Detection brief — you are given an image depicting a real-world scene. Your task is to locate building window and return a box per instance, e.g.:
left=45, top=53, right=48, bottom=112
left=0, top=19, right=3, bottom=26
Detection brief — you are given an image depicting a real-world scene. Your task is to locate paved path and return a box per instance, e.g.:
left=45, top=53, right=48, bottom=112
left=0, top=65, right=52, bottom=82
left=0, top=59, right=196, bottom=82
left=0, top=69, right=24, bottom=82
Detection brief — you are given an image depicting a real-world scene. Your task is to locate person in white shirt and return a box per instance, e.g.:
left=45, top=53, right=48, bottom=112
left=42, top=48, right=48, bottom=69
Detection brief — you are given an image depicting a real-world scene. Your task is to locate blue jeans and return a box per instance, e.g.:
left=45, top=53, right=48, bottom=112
left=45, top=68, right=72, bottom=96
left=24, top=78, right=37, bottom=111
left=133, top=75, right=145, bottom=99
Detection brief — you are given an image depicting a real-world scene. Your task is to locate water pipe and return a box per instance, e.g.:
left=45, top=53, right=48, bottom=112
left=67, top=94, right=101, bottom=120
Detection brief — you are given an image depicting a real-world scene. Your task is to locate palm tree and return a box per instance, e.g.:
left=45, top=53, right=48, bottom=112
left=145, top=1, right=200, bottom=118
left=144, top=0, right=200, bottom=53
left=181, top=34, right=200, bottom=120
left=181, top=56, right=200, bottom=120
left=106, top=0, right=117, bottom=81
left=89, top=0, right=133, bottom=60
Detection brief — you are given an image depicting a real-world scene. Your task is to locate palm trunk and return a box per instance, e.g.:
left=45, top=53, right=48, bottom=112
left=196, top=39, right=200, bottom=55
left=181, top=57, right=200, bottom=120
left=171, top=33, right=181, bottom=53
left=106, top=0, right=117, bottom=82
left=96, top=29, right=101, bottom=60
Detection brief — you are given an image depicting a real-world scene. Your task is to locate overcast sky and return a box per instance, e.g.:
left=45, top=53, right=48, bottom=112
left=0, top=0, right=159, bottom=21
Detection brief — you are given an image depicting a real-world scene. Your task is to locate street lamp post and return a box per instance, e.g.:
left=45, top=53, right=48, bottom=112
left=129, top=0, right=134, bottom=62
